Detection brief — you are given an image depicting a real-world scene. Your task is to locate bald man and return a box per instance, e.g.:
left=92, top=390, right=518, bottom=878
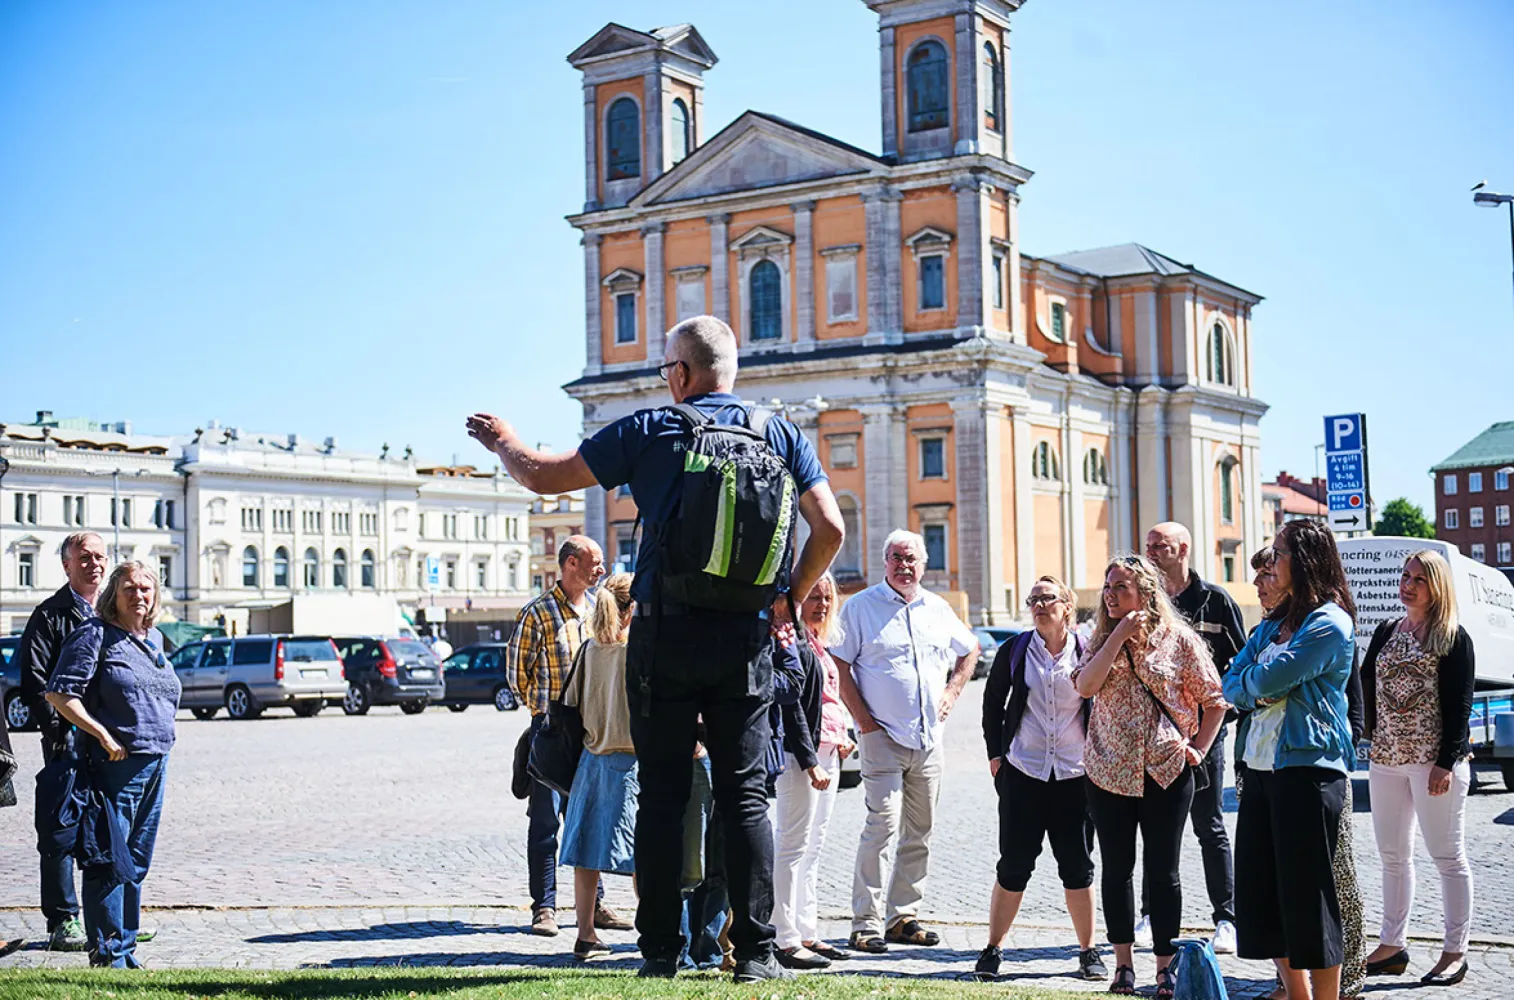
left=1144, top=521, right=1246, bottom=953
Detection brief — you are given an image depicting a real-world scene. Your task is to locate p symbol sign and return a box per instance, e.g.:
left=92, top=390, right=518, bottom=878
left=1325, top=414, right=1362, bottom=453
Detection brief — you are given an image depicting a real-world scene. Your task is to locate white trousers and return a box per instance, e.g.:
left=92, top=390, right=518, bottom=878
left=771, top=745, right=841, bottom=950
left=1368, top=759, right=1473, bottom=952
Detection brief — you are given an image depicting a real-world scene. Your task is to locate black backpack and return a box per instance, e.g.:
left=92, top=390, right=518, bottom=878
left=655, top=402, right=799, bottom=614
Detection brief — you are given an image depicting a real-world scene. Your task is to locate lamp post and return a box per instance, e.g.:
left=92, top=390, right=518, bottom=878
left=1472, top=183, right=1514, bottom=315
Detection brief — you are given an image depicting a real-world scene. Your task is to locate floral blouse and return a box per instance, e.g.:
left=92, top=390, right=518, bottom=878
left=1370, top=629, right=1445, bottom=767
left=1075, top=622, right=1229, bottom=797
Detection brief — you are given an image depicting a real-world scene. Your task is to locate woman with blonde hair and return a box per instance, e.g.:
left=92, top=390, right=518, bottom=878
left=1362, top=549, right=1476, bottom=986
left=1073, top=555, right=1228, bottom=998
left=559, top=572, right=638, bottom=962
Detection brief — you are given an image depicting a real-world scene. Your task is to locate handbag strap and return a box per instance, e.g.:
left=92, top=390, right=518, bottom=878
left=558, top=640, right=588, bottom=706
left=1123, top=645, right=1192, bottom=740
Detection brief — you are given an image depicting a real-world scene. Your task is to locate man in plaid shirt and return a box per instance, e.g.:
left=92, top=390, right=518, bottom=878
left=506, top=535, right=627, bottom=936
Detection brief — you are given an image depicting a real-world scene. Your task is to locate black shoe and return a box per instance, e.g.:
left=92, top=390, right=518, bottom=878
left=1366, top=949, right=1410, bottom=976
left=637, top=956, right=679, bottom=978
left=774, top=946, right=831, bottom=970
left=1421, top=960, right=1469, bottom=986
left=1079, top=948, right=1109, bottom=980
left=733, top=954, right=795, bottom=982
left=974, top=944, right=1002, bottom=980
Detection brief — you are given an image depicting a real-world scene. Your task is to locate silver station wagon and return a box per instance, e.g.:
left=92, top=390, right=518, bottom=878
left=171, top=634, right=347, bottom=720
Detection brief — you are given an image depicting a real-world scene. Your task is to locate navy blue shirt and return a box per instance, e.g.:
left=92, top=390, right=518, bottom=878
left=48, top=618, right=181, bottom=755
left=578, top=392, right=828, bottom=603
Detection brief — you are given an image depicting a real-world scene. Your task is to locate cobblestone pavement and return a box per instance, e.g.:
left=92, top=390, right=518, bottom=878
left=3, top=679, right=1512, bottom=999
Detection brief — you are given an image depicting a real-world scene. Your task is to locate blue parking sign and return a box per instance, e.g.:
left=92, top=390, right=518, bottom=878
left=1327, top=452, right=1365, bottom=492
left=1324, top=414, right=1363, bottom=453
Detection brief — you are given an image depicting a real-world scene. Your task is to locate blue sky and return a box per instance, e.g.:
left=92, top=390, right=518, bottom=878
left=1, top=0, right=1511, bottom=513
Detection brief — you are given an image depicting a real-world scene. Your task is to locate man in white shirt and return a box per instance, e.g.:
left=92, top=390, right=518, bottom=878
left=832, top=529, right=978, bottom=952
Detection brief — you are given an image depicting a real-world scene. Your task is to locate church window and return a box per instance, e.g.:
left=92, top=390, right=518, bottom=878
left=982, top=42, right=1002, bottom=132
left=749, top=260, right=782, bottom=341
left=615, top=292, right=637, bottom=343
left=907, top=41, right=950, bottom=132
left=1208, top=322, right=1235, bottom=386
left=919, top=254, right=945, bottom=310
left=606, top=97, right=640, bottom=181
left=671, top=98, right=691, bottom=164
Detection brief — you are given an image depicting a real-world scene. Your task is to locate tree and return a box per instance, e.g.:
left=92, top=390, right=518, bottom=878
left=1374, top=497, right=1435, bottom=539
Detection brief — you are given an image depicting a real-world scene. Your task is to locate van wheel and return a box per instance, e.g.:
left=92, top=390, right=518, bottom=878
left=1502, top=762, right=1514, bottom=791
left=494, top=686, right=517, bottom=712
left=448, top=704, right=468, bottom=713
left=343, top=686, right=370, bottom=716
left=5, top=692, right=32, bottom=731
left=400, top=700, right=428, bottom=715
left=292, top=701, right=323, bottom=718
left=191, top=707, right=219, bottom=721
left=225, top=685, right=262, bottom=720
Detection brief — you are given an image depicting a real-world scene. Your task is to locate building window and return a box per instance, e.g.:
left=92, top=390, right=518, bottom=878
left=1497, top=469, right=1510, bottom=491
left=1444, top=508, right=1459, bottom=530
left=923, top=523, right=948, bottom=571
left=1499, top=541, right=1512, bottom=565
left=272, top=508, right=292, bottom=533
left=241, top=546, right=259, bottom=588
left=361, top=549, right=376, bottom=588
left=615, top=291, right=637, bottom=344
left=919, top=254, right=945, bottom=310
left=1497, top=504, right=1510, bottom=526
left=1471, top=543, right=1486, bottom=563
left=834, top=495, right=863, bottom=576
left=1208, top=322, right=1235, bottom=386
left=991, top=254, right=1005, bottom=310
left=18, top=552, right=34, bottom=588
left=606, top=97, right=640, bottom=181
left=981, top=41, right=1002, bottom=132
left=359, top=512, right=378, bottom=536
left=1220, top=459, right=1238, bottom=525
left=443, top=513, right=459, bottom=539
left=920, top=437, right=946, bottom=479
left=1443, top=474, right=1457, bottom=495
left=152, top=499, right=174, bottom=529
left=158, top=555, right=172, bottom=589
left=332, top=548, right=348, bottom=589
left=332, top=511, right=351, bottom=535
left=241, top=506, right=262, bottom=532
left=671, top=97, right=691, bottom=164
left=749, top=259, right=782, bottom=340
left=1049, top=302, right=1067, bottom=343
left=1469, top=472, right=1483, bottom=493
left=445, top=558, right=457, bottom=590
left=475, top=560, right=488, bottom=589
left=473, top=515, right=487, bottom=540
left=532, top=573, right=544, bottom=594
left=1083, top=448, right=1109, bottom=486
left=64, top=495, right=85, bottom=527
left=906, top=40, right=950, bottom=132
left=828, top=435, right=858, bottom=470
left=1470, top=507, right=1484, bottom=528
left=616, top=532, right=637, bottom=572
left=274, top=547, right=290, bottom=588
left=13, top=493, right=37, bottom=525
left=1223, top=555, right=1236, bottom=582
left=825, top=255, right=857, bottom=323
left=303, top=548, right=320, bottom=588
left=303, top=510, right=323, bottom=534
left=111, top=498, right=132, bottom=528
left=1032, top=441, right=1060, bottom=481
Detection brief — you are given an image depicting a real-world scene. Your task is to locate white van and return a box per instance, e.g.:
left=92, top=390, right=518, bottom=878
left=1338, top=536, right=1514, bottom=687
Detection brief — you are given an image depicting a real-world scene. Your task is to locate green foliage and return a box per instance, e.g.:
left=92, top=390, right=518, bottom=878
left=1373, top=497, right=1435, bottom=539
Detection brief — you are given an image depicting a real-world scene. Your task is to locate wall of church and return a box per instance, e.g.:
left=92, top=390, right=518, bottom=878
left=892, top=16, right=958, bottom=155
left=813, top=195, right=869, bottom=341
left=664, top=217, right=712, bottom=325
left=904, top=402, right=958, bottom=589
left=900, top=187, right=958, bottom=333
left=594, top=77, right=644, bottom=203
left=728, top=205, right=798, bottom=344
left=599, top=229, right=647, bottom=366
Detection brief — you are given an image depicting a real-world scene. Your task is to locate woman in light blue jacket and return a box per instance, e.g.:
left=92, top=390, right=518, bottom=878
left=1222, top=520, right=1356, bottom=1000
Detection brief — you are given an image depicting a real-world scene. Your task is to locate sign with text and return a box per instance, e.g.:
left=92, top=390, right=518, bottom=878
left=1323, top=413, right=1371, bottom=535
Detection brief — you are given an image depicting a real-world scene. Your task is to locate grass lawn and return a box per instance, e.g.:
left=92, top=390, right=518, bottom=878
left=0, top=968, right=1087, bottom=1000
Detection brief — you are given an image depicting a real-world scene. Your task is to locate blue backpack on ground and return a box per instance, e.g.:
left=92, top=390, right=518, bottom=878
left=1172, top=937, right=1228, bottom=1000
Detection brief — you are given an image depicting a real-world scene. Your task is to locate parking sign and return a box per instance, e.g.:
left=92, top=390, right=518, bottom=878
left=1323, top=413, right=1370, bottom=535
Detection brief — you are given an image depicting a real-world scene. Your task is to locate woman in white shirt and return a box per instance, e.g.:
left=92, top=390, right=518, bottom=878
left=974, top=576, right=1106, bottom=983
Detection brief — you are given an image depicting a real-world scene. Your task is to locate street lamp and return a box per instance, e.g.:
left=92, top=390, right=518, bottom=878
left=86, top=468, right=151, bottom=559
left=1472, top=181, right=1514, bottom=314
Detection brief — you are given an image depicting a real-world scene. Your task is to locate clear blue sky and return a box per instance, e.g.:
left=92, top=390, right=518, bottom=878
left=3, top=0, right=1511, bottom=513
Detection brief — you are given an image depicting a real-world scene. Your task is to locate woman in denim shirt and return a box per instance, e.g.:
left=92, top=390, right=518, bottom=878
left=45, top=561, right=180, bottom=969
left=1222, top=521, right=1356, bottom=1000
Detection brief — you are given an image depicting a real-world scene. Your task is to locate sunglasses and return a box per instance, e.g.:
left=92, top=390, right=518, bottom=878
left=1025, top=594, right=1063, bottom=609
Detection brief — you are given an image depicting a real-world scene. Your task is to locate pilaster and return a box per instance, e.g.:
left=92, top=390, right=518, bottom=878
left=1005, top=188, right=1024, bottom=344
left=1134, top=387, right=1169, bottom=531
left=1171, top=287, right=1197, bottom=386
left=860, top=403, right=903, bottom=580
left=582, top=233, right=603, bottom=374
left=1011, top=408, right=1035, bottom=608
left=582, top=83, right=599, bottom=212
left=1065, top=416, right=1085, bottom=590
left=643, top=71, right=665, bottom=185
left=863, top=188, right=889, bottom=336
left=883, top=189, right=905, bottom=339
left=1135, top=286, right=1160, bottom=383
left=708, top=213, right=731, bottom=322
left=642, top=222, right=667, bottom=361
left=953, top=174, right=993, bottom=332
left=792, top=201, right=816, bottom=346
left=951, top=397, right=989, bottom=622
left=584, top=487, right=607, bottom=554
left=981, top=404, right=1009, bottom=622
left=953, top=13, right=979, bottom=155
left=879, top=26, right=898, bottom=161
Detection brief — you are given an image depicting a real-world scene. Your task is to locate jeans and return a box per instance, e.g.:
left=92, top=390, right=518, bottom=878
left=627, top=609, right=775, bottom=963
left=1140, top=729, right=1235, bottom=924
left=1088, top=769, right=1195, bottom=958
left=38, top=731, right=79, bottom=932
left=524, top=713, right=602, bottom=913
left=82, top=751, right=167, bottom=968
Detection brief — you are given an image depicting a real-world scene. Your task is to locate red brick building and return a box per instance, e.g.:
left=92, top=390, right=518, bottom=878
left=1433, top=421, right=1514, bottom=570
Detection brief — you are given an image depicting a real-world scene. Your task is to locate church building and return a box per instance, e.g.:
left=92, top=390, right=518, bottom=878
left=563, top=0, right=1267, bottom=623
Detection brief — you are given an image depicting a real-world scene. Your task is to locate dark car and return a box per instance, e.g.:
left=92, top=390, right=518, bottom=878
left=972, top=625, right=1026, bottom=678
left=439, top=643, right=518, bottom=712
left=333, top=636, right=445, bottom=715
left=2, top=635, right=30, bottom=731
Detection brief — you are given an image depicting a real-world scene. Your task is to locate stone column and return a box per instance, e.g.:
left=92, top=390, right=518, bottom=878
left=860, top=403, right=901, bottom=580
left=879, top=27, right=898, bottom=161
left=863, top=189, right=889, bottom=337
left=1065, top=414, right=1085, bottom=588
left=953, top=175, right=992, bottom=332
left=583, top=233, right=603, bottom=374
left=1171, top=287, right=1196, bottom=386
left=980, top=404, right=1009, bottom=623
left=954, top=12, right=979, bottom=155
left=643, top=72, right=664, bottom=184
left=584, top=486, right=607, bottom=554
left=1134, top=386, right=1169, bottom=531
left=883, top=189, right=904, bottom=340
left=642, top=222, right=667, bottom=360
left=582, top=82, right=599, bottom=212
left=1112, top=394, right=1135, bottom=552
left=952, top=397, right=989, bottom=622
left=709, top=214, right=731, bottom=322
left=1005, top=188, right=1024, bottom=344
left=1010, top=408, right=1035, bottom=607
left=792, top=201, right=816, bottom=347
left=1135, top=285, right=1160, bottom=383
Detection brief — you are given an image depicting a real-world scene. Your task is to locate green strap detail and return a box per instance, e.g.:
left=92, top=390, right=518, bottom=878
left=755, top=475, right=795, bottom=586
left=703, top=461, right=739, bottom=577
left=684, top=452, right=712, bottom=474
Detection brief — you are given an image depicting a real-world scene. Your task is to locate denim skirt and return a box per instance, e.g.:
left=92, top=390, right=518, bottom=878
left=560, top=749, right=638, bottom=875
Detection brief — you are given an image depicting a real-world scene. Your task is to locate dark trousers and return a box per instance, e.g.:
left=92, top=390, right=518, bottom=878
left=1088, top=770, right=1194, bottom=958
left=524, top=714, right=602, bottom=913
left=38, top=732, right=80, bottom=932
left=627, top=610, right=775, bottom=963
left=1235, top=766, right=1346, bottom=970
left=995, top=764, right=1094, bottom=893
left=1141, top=730, right=1235, bottom=924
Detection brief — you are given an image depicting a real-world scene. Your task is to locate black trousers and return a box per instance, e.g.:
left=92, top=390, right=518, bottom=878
left=1088, top=770, right=1194, bottom=958
left=627, top=609, right=775, bottom=963
left=1235, top=766, right=1346, bottom=970
left=995, top=764, right=1094, bottom=893
left=1141, top=730, right=1235, bottom=924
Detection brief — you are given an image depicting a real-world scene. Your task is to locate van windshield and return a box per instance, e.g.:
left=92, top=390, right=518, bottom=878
left=282, top=640, right=338, bottom=662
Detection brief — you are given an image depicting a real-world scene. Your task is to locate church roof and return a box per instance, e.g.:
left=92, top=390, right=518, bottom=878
left=1041, top=243, right=1261, bottom=301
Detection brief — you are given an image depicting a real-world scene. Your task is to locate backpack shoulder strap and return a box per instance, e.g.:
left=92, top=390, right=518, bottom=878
left=670, top=403, right=713, bottom=428
left=1009, top=630, right=1036, bottom=685
left=745, top=404, right=775, bottom=437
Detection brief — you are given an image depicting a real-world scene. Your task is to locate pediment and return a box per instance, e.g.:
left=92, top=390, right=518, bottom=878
left=568, top=24, right=656, bottom=65
left=634, top=111, right=886, bottom=207
left=730, top=225, right=793, bottom=251
left=568, top=22, right=717, bottom=70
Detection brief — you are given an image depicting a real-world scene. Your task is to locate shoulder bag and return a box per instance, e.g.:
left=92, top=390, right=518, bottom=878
left=1124, top=646, right=1211, bottom=792
left=527, top=643, right=588, bottom=796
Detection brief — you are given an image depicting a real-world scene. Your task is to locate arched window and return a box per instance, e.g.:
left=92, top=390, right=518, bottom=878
left=835, top=495, right=862, bottom=576
left=1083, top=448, right=1109, bottom=486
left=981, top=42, right=1002, bottom=132
left=670, top=98, right=691, bottom=164
left=273, top=546, right=290, bottom=588
left=241, top=546, right=259, bottom=588
left=1208, top=322, right=1235, bottom=386
left=749, top=259, right=782, bottom=341
left=606, top=97, right=640, bottom=181
left=1220, top=458, right=1238, bottom=524
left=360, top=549, right=376, bottom=589
left=303, top=548, right=320, bottom=588
left=1033, top=441, right=1060, bottom=481
left=332, top=548, right=348, bottom=589
left=907, top=40, right=950, bottom=132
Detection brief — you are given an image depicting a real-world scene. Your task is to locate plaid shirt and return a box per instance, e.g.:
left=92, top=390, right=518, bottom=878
left=506, top=582, right=589, bottom=717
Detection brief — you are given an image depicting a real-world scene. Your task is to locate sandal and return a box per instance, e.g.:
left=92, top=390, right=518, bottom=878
left=885, top=918, right=940, bottom=946
left=1155, top=966, right=1176, bottom=1000
left=1109, top=965, right=1136, bottom=995
left=806, top=940, right=850, bottom=961
left=848, top=931, right=889, bottom=954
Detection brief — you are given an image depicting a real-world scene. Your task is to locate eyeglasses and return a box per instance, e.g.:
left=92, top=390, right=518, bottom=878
left=656, top=360, right=686, bottom=382
left=886, top=552, right=920, bottom=567
left=1025, top=594, right=1063, bottom=609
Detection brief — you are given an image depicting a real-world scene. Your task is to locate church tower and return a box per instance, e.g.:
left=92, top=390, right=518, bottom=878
left=867, top=0, right=1021, bottom=163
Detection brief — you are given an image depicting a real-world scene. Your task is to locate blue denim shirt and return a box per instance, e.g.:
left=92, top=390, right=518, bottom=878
left=1222, top=602, right=1355, bottom=774
left=47, top=618, right=181, bottom=755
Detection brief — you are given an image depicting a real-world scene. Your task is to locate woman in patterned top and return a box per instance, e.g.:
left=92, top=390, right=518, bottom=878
left=1073, top=555, right=1227, bottom=998
left=1361, top=549, right=1476, bottom=987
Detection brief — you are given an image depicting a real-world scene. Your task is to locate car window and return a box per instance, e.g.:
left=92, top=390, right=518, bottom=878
left=444, top=651, right=472, bottom=672
left=386, top=640, right=432, bottom=659
left=232, top=639, right=274, bottom=666
left=202, top=642, right=231, bottom=668
left=169, top=645, right=202, bottom=670
left=283, top=639, right=339, bottom=662
left=474, top=648, right=501, bottom=672
left=336, top=638, right=376, bottom=664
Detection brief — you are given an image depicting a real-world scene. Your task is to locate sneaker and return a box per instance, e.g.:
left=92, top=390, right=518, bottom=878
left=593, top=904, right=633, bottom=931
left=637, top=956, right=680, bottom=978
left=774, top=946, right=831, bottom=970
left=1079, top=947, right=1109, bottom=980
left=1133, top=915, right=1154, bottom=950
left=974, top=944, right=1002, bottom=980
left=573, top=938, right=613, bottom=961
left=732, top=953, right=796, bottom=982
left=530, top=908, right=559, bottom=937
left=48, top=918, right=87, bottom=952
left=1211, top=920, right=1237, bottom=955
left=136, top=927, right=157, bottom=944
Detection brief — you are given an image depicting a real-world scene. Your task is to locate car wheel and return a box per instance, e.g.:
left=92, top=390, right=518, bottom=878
left=494, top=686, right=518, bottom=712
left=5, top=692, right=32, bottom=731
left=447, top=704, right=468, bottom=713
left=225, top=685, right=262, bottom=720
left=190, top=706, right=219, bottom=721
left=292, top=701, right=323, bottom=718
left=400, top=700, right=428, bottom=715
left=343, top=685, right=370, bottom=716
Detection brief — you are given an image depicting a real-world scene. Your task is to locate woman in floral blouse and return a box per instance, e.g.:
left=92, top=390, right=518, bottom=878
left=1073, top=555, right=1228, bottom=998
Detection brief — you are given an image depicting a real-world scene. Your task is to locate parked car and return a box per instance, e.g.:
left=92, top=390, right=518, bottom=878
left=972, top=625, right=1025, bottom=678
left=333, top=636, right=444, bottom=715
left=838, top=725, right=862, bottom=789
left=172, top=635, right=346, bottom=720
left=439, top=643, right=518, bottom=712
left=1, top=635, right=30, bottom=731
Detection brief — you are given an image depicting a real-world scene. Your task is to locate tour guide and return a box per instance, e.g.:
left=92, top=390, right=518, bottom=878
left=467, top=314, right=844, bottom=982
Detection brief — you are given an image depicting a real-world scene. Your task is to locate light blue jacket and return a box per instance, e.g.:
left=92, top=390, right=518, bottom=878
left=1221, top=602, right=1355, bottom=774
